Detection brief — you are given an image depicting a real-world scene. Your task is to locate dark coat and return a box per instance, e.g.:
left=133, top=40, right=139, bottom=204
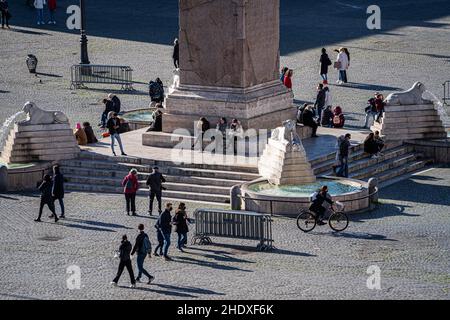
left=111, top=96, right=121, bottom=113
left=103, top=100, right=114, bottom=115
left=106, top=117, right=120, bottom=135
left=314, top=89, right=326, bottom=109
left=302, top=109, right=316, bottom=127
left=131, top=231, right=149, bottom=256
left=364, top=139, right=378, bottom=155
left=146, top=171, right=166, bottom=192
left=173, top=43, right=179, bottom=60
left=38, top=180, right=53, bottom=203
left=173, top=209, right=189, bottom=234
left=310, top=191, right=333, bottom=212
left=84, top=125, right=98, bottom=144
left=320, top=53, right=331, bottom=75
left=321, top=107, right=333, bottom=126
left=52, top=173, right=64, bottom=199
left=339, top=139, right=351, bottom=157
left=148, top=113, right=162, bottom=132
left=118, top=240, right=132, bottom=261
left=0, top=1, right=8, bottom=11
left=158, top=209, right=172, bottom=234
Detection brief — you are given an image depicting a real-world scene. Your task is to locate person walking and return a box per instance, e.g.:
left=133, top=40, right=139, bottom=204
left=34, top=0, right=46, bottom=25
left=106, top=112, right=127, bottom=156
left=111, top=235, right=136, bottom=288
left=35, top=174, right=58, bottom=223
left=0, top=0, right=10, bottom=29
left=364, top=93, right=379, bottom=129
left=52, top=165, right=65, bottom=219
left=335, top=47, right=349, bottom=85
left=122, top=169, right=139, bottom=216
left=47, top=0, right=56, bottom=24
left=319, top=48, right=332, bottom=84
left=108, top=94, right=121, bottom=114
left=337, top=133, right=351, bottom=178
left=157, top=203, right=173, bottom=260
left=131, top=224, right=154, bottom=284
left=146, top=166, right=166, bottom=215
left=173, top=203, right=189, bottom=252
left=173, top=38, right=179, bottom=69
left=314, top=83, right=326, bottom=124
left=153, top=221, right=164, bottom=257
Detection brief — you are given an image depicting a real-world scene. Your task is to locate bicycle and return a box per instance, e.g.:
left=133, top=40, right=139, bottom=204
left=296, top=201, right=349, bottom=233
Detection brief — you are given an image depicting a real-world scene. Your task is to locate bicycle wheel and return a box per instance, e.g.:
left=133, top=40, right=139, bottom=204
left=296, top=210, right=317, bottom=232
left=329, top=212, right=349, bottom=232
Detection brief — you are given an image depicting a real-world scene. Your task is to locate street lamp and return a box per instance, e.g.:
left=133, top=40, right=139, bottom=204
left=79, top=0, right=90, bottom=64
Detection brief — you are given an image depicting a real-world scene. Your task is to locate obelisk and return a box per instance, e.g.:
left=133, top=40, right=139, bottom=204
left=162, top=0, right=295, bottom=134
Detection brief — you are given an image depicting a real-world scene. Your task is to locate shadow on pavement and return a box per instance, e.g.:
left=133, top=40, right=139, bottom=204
left=172, top=255, right=253, bottom=273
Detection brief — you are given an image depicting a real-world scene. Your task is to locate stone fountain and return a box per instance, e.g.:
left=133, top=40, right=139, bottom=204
left=0, top=102, right=79, bottom=191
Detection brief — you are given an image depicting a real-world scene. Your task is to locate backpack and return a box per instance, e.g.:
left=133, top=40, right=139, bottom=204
left=333, top=115, right=341, bottom=125
left=125, top=177, right=133, bottom=190
left=140, top=235, right=152, bottom=255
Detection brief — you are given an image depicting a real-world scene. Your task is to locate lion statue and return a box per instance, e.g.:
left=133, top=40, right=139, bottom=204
left=385, top=82, right=433, bottom=106
left=21, top=102, right=69, bottom=125
left=271, top=119, right=303, bottom=151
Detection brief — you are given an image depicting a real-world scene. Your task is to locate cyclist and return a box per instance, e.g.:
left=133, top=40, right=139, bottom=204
left=310, top=186, right=333, bottom=225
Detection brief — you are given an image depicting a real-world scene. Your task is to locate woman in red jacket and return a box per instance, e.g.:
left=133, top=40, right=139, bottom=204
left=122, top=169, right=139, bottom=216
left=332, top=106, right=345, bottom=128
left=283, top=69, right=293, bottom=89
left=47, top=0, right=56, bottom=24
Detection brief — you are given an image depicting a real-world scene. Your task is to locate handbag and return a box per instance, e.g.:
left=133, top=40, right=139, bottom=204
left=334, top=61, right=341, bottom=69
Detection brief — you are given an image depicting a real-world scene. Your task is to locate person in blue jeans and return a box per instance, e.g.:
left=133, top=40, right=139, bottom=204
left=131, top=224, right=154, bottom=284
left=157, top=203, right=173, bottom=261
left=173, top=203, right=189, bottom=251
left=106, top=112, right=127, bottom=156
left=34, top=0, right=46, bottom=25
left=337, top=133, right=351, bottom=178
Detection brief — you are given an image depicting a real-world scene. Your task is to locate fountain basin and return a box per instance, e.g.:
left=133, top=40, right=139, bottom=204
left=121, top=109, right=154, bottom=131
left=0, top=161, right=52, bottom=192
left=241, top=177, right=370, bottom=216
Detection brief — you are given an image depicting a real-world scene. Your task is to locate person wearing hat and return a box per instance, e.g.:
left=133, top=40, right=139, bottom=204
left=122, top=168, right=139, bottom=216
left=108, top=93, right=121, bottom=114
left=146, top=166, right=166, bottom=215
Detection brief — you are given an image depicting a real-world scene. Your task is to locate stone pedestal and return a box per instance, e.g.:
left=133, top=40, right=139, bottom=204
left=144, top=0, right=295, bottom=146
left=0, top=123, right=80, bottom=164
left=258, top=138, right=316, bottom=185
left=372, top=103, right=447, bottom=140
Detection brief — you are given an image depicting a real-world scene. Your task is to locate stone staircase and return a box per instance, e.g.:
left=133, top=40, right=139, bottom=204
left=311, top=141, right=434, bottom=184
left=59, top=151, right=260, bottom=205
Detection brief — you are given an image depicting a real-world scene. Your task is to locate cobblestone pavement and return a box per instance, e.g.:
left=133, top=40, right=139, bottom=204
left=1, top=1, right=449, bottom=134
left=0, top=167, right=449, bottom=300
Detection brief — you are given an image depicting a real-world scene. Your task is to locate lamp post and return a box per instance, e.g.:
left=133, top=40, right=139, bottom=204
left=79, top=0, right=90, bottom=64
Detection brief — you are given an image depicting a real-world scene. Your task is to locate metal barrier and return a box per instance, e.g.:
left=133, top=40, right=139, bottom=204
left=70, top=64, right=134, bottom=90
left=192, top=209, right=274, bottom=251
left=444, top=81, right=450, bottom=106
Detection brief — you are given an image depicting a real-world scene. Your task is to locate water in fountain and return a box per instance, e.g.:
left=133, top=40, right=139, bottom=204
left=0, top=111, right=25, bottom=154
left=423, top=90, right=450, bottom=129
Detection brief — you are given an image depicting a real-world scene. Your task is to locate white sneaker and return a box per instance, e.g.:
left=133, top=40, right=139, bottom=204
left=37, top=22, right=40, bottom=25
left=129, top=284, right=136, bottom=288
left=110, top=281, right=117, bottom=286
left=48, top=21, right=52, bottom=24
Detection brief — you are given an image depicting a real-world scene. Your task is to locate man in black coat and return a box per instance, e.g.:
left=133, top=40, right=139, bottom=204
left=109, top=94, right=121, bottom=114
left=146, top=166, right=166, bottom=215
left=35, top=175, right=58, bottom=223
left=100, top=98, right=115, bottom=128
left=157, top=203, right=173, bottom=260
left=52, top=165, right=65, bottom=218
left=111, top=235, right=136, bottom=288
left=131, top=224, right=154, bottom=284
left=173, top=38, right=179, bottom=69
left=314, top=84, right=326, bottom=124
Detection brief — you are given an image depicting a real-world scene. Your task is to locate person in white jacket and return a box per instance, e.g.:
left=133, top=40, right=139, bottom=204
left=34, top=0, right=46, bottom=25
left=336, top=47, right=349, bottom=85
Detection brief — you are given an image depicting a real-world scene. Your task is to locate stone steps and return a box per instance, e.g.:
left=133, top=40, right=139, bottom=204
left=64, top=181, right=230, bottom=203
left=376, top=160, right=433, bottom=184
